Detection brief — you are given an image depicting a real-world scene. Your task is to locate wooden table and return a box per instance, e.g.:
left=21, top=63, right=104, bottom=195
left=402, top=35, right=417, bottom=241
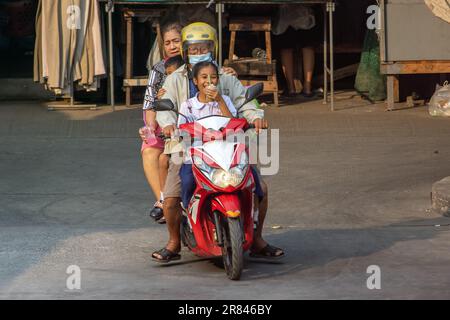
left=381, top=61, right=450, bottom=111
left=379, top=0, right=450, bottom=111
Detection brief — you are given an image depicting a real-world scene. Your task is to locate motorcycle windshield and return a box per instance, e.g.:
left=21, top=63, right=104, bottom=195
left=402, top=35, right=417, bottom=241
left=196, top=116, right=230, bottom=131
left=197, top=140, right=237, bottom=172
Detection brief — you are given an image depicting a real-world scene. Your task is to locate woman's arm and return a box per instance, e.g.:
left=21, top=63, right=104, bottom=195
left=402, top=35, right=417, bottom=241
left=145, top=110, right=157, bottom=128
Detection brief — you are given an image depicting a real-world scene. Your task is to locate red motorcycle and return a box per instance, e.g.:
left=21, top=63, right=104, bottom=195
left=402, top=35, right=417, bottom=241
left=155, top=83, right=263, bottom=280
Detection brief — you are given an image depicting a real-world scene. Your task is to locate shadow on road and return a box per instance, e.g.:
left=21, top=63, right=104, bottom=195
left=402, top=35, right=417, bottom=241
left=239, top=217, right=449, bottom=280
left=148, top=217, right=449, bottom=281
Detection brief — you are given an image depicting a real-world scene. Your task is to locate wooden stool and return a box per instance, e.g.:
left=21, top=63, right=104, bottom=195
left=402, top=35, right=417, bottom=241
left=225, top=17, right=279, bottom=107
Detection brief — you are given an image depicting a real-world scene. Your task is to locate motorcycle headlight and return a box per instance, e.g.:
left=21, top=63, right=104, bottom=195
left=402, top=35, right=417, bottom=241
left=211, top=167, right=245, bottom=188
left=192, top=153, right=248, bottom=188
left=237, top=151, right=249, bottom=171
left=192, top=155, right=212, bottom=175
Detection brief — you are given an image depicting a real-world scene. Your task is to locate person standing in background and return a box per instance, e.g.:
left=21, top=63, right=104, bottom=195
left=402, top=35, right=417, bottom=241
left=272, top=4, right=322, bottom=98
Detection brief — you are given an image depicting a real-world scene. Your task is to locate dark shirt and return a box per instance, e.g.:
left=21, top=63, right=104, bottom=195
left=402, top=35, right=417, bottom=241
left=143, top=60, right=166, bottom=110
left=188, top=79, right=199, bottom=99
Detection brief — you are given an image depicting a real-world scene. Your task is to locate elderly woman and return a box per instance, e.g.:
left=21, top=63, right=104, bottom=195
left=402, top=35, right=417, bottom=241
left=140, top=23, right=183, bottom=224
left=139, top=22, right=237, bottom=223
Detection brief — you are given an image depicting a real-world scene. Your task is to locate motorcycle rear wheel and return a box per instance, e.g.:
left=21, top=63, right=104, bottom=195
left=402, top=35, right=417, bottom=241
left=221, top=217, right=244, bottom=280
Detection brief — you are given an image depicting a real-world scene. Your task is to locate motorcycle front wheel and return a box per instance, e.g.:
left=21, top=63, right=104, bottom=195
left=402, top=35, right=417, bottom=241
left=221, top=216, right=244, bottom=280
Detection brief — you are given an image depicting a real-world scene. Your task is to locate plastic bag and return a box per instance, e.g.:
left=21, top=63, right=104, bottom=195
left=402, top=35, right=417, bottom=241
left=429, top=81, right=450, bottom=117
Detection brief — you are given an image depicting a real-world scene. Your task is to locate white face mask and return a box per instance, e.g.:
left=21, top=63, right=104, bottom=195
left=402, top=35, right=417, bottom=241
left=188, top=52, right=213, bottom=66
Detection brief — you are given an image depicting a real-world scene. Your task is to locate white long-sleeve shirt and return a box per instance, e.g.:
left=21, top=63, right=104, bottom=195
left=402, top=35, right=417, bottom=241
left=177, top=93, right=237, bottom=127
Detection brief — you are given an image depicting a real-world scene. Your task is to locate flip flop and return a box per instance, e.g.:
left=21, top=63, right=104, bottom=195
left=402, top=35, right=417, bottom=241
left=249, top=244, right=285, bottom=259
left=149, top=201, right=164, bottom=221
left=157, top=216, right=166, bottom=224
left=151, top=248, right=181, bottom=263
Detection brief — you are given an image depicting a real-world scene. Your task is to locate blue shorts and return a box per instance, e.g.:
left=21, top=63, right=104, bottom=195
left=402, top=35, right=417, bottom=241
left=180, top=164, right=265, bottom=208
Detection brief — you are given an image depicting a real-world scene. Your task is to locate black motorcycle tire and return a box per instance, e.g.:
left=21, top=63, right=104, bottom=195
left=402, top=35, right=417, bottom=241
left=221, top=216, right=244, bottom=280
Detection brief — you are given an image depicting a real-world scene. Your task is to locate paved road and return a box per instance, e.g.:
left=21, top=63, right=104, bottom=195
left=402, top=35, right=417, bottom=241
left=1, top=98, right=450, bottom=299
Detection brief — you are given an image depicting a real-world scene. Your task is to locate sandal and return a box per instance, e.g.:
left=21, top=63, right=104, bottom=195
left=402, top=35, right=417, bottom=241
left=301, top=91, right=316, bottom=98
left=149, top=200, right=164, bottom=221
left=250, top=244, right=285, bottom=259
left=157, top=216, right=166, bottom=224
left=151, top=248, right=181, bottom=263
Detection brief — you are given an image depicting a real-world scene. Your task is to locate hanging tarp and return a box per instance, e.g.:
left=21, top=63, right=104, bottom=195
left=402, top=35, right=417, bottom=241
left=424, top=0, right=450, bottom=24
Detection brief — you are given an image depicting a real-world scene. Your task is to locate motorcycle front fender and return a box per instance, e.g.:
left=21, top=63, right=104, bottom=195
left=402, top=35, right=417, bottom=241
left=211, top=192, right=254, bottom=252
left=211, top=193, right=241, bottom=218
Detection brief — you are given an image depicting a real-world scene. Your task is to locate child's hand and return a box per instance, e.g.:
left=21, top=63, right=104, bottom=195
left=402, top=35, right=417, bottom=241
left=157, top=88, right=166, bottom=99
left=205, top=86, right=220, bottom=102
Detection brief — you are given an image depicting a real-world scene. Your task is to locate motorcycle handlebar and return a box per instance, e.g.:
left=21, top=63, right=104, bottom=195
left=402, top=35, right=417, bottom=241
left=156, top=123, right=257, bottom=141
left=157, top=133, right=169, bottom=139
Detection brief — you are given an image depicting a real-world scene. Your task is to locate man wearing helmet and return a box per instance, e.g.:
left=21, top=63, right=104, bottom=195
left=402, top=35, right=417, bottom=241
left=153, top=22, right=284, bottom=262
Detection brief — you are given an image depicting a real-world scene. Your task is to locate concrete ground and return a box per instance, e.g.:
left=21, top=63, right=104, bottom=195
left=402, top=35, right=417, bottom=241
left=1, top=93, right=450, bottom=299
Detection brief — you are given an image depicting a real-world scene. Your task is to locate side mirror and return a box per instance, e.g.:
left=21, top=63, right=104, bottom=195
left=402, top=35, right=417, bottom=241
left=244, top=82, right=264, bottom=105
left=153, top=99, right=175, bottom=112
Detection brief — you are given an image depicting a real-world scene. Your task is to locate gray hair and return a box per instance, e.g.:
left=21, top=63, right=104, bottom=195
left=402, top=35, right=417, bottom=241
left=161, top=22, right=183, bottom=40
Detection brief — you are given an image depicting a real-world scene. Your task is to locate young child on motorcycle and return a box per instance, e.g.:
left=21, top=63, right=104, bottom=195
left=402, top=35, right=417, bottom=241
left=177, top=61, right=265, bottom=210
left=178, top=61, right=236, bottom=125
left=177, top=61, right=236, bottom=208
left=155, top=55, right=185, bottom=100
